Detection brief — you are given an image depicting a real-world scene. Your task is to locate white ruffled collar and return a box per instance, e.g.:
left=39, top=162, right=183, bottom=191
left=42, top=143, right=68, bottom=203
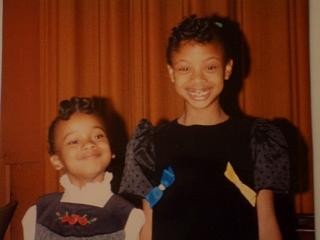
left=59, top=172, right=113, bottom=208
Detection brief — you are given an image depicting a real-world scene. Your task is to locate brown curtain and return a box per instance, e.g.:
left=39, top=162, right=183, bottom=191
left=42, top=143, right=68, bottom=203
left=1, top=0, right=311, bottom=239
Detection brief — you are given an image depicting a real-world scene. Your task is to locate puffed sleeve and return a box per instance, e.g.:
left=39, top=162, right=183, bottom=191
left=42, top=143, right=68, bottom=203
left=251, top=118, right=290, bottom=193
left=119, top=119, right=156, bottom=199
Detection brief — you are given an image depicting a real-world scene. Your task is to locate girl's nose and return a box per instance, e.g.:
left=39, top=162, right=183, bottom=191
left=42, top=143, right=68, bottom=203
left=191, top=69, right=206, bottom=82
left=83, top=140, right=96, bottom=150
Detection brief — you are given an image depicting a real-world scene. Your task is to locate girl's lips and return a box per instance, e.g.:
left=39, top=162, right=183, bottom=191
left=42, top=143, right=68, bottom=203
left=81, top=151, right=101, bottom=160
left=187, top=88, right=211, bottom=100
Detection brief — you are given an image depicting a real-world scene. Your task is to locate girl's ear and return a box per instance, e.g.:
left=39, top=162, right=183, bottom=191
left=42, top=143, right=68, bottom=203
left=50, top=155, right=64, bottom=171
left=167, top=64, right=175, bottom=83
left=224, top=59, right=233, bottom=80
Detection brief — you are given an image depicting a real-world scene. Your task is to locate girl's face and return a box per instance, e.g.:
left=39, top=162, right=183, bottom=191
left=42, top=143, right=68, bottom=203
left=50, top=112, right=112, bottom=187
left=167, top=41, right=233, bottom=112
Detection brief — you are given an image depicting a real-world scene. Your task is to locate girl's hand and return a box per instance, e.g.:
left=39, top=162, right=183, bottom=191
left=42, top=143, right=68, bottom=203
left=257, top=190, right=282, bottom=240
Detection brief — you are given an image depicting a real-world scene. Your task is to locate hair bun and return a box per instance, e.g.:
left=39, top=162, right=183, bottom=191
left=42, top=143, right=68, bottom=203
left=58, top=97, right=95, bottom=119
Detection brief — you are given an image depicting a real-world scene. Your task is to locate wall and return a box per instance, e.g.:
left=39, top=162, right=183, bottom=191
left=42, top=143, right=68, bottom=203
left=310, top=0, right=320, bottom=238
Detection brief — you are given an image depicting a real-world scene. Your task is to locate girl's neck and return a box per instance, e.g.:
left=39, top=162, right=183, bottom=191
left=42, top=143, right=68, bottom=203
left=67, top=173, right=106, bottom=189
left=178, top=107, right=229, bottom=126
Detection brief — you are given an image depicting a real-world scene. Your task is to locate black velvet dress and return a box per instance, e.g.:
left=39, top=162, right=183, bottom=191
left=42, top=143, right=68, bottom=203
left=120, top=117, right=289, bottom=240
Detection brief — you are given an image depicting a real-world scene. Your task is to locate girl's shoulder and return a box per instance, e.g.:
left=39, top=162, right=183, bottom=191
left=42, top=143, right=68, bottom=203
left=131, top=119, right=155, bottom=139
left=230, top=115, right=286, bottom=141
left=249, top=117, right=288, bottom=147
left=131, top=118, right=175, bottom=141
left=37, top=192, right=63, bottom=205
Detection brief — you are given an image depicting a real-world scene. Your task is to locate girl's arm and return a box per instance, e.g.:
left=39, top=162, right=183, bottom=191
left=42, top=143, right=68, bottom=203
left=21, top=205, right=36, bottom=240
left=124, top=207, right=145, bottom=240
left=256, top=189, right=282, bottom=240
left=140, top=199, right=153, bottom=240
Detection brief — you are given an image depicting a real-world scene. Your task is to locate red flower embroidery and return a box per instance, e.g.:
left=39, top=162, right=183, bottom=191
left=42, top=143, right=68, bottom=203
left=56, top=212, right=97, bottom=225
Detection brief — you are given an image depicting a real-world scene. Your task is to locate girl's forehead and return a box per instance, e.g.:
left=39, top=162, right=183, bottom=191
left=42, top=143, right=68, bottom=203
left=67, top=112, right=102, bottom=124
left=178, top=40, right=224, bottom=53
left=56, top=113, right=105, bottom=134
left=172, top=41, right=225, bottom=62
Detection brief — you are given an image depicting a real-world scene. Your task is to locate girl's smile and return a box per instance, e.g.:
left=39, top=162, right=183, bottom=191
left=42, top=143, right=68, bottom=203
left=80, top=149, right=101, bottom=161
left=186, top=87, right=212, bottom=101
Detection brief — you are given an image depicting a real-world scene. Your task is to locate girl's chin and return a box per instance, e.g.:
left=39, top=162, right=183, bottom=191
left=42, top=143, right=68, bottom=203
left=186, top=100, right=214, bottom=110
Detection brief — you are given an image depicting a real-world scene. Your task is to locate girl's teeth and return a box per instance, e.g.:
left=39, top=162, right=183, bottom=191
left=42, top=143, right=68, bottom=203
left=189, top=89, right=208, bottom=96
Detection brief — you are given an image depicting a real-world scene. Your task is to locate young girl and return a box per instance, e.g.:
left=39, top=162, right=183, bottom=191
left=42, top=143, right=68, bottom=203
left=22, top=97, right=145, bottom=240
left=119, top=15, right=289, bottom=240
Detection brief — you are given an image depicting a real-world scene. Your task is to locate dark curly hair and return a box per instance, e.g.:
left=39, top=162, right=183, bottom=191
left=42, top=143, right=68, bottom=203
left=166, top=14, right=235, bottom=65
left=48, top=97, right=107, bottom=155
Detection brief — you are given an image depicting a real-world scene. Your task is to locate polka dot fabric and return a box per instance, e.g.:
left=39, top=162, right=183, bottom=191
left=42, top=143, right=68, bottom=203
left=119, top=119, right=156, bottom=198
left=251, top=119, right=290, bottom=193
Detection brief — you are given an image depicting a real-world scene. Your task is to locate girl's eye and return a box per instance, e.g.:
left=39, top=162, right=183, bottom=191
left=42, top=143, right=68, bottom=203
left=95, top=133, right=106, bottom=140
left=67, top=139, right=79, bottom=145
left=206, top=65, right=218, bottom=72
left=176, top=65, right=191, bottom=73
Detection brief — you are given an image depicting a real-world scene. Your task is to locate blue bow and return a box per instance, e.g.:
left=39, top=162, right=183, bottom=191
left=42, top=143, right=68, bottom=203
left=145, top=166, right=175, bottom=208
